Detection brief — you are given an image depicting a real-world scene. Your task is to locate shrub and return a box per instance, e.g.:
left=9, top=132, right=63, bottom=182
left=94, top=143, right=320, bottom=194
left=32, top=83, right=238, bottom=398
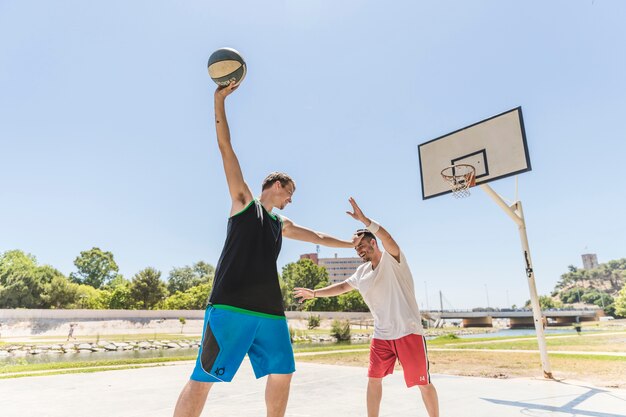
left=288, top=325, right=296, bottom=342
left=307, top=314, right=321, bottom=330
left=330, top=319, right=351, bottom=341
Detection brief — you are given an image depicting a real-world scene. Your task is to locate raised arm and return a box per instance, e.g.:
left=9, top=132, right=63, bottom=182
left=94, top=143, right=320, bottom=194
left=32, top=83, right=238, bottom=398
left=214, top=83, right=254, bottom=215
left=346, top=197, right=400, bottom=261
left=294, top=281, right=353, bottom=302
left=281, top=216, right=357, bottom=248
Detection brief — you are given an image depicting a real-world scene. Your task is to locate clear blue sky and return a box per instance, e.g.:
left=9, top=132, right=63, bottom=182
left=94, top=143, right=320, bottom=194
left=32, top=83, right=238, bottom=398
left=1, top=1, right=624, bottom=309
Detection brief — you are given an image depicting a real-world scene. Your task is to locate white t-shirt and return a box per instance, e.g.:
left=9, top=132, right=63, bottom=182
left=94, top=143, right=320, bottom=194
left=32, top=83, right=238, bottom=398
left=345, top=251, right=424, bottom=340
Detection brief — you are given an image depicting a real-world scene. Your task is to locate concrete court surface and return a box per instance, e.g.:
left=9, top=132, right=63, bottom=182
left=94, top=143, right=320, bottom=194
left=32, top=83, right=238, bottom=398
left=2, top=360, right=625, bottom=417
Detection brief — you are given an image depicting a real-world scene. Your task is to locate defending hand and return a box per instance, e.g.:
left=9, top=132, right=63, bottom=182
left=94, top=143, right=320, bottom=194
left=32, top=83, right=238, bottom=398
left=346, top=197, right=369, bottom=225
left=293, top=287, right=315, bottom=303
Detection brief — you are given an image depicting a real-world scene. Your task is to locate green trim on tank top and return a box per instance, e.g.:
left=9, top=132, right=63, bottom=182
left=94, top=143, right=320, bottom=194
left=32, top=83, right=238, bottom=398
left=230, top=199, right=280, bottom=222
left=212, top=304, right=285, bottom=319
left=231, top=200, right=255, bottom=217
left=260, top=201, right=278, bottom=221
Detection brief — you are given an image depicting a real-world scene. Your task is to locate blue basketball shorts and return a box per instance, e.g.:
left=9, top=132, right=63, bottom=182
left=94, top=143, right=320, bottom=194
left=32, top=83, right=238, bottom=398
left=190, top=305, right=295, bottom=383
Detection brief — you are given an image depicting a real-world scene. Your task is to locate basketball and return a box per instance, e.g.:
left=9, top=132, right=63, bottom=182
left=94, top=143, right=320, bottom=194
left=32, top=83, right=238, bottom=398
left=207, top=48, right=247, bottom=87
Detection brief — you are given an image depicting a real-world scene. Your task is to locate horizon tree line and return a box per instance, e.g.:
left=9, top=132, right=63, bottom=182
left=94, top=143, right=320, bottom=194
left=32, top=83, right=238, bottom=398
left=1, top=248, right=624, bottom=316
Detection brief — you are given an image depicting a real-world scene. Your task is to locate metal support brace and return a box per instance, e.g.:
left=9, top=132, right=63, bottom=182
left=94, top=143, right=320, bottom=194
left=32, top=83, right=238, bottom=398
left=479, top=183, right=553, bottom=379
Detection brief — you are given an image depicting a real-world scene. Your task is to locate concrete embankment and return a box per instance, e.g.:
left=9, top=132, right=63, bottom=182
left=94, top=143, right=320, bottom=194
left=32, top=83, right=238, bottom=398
left=0, top=309, right=374, bottom=338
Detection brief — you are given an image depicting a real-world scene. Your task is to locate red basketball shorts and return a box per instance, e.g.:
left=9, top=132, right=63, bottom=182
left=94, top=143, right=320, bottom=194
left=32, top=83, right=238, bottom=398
left=368, top=333, right=431, bottom=387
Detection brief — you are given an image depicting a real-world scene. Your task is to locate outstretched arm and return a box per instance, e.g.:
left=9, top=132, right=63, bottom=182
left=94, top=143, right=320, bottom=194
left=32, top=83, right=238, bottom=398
left=281, top=216, right=357, bottom=248
left=294, top=282, right=353, bottom=302
left=214, top=83, right=254, bottom=215
left=346, top=197, right=400, bottom=261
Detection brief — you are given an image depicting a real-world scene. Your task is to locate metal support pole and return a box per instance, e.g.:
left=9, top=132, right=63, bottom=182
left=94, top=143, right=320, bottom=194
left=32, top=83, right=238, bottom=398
left=439, top=290, right=444, bottom=313
left=479, top=183, right=553, bottom=379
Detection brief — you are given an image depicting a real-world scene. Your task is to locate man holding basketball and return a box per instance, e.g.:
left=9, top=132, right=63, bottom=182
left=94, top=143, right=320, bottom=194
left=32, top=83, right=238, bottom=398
left=294, top=197, right=440, bottom=417
left=172, top=82, right=356, bottom=417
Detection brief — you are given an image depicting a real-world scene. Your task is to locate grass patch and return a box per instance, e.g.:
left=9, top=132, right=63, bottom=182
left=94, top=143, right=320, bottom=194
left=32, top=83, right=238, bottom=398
left=295, top=347, right=626, bottom=388
left=432, top=334, right=460, bottom=342
left=0, top=365, right=151, bottom=379
left=549, top=353, right=626, bottom=361
left=0, top=355, right=196, bottom=375
left=427, top=334, right=535, bottom=345
left=293, top=342, right=369, bottom=353
left=440, top=331, right=626, bottom=352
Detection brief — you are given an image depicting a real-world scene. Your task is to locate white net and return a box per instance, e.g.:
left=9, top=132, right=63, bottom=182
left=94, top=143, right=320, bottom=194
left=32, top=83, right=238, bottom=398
left=441, top=164, right=476, bottom=198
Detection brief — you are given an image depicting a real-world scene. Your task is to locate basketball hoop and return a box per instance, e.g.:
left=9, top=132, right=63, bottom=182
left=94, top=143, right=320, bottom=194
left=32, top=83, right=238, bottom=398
left=441, top=164, right=476, bottom=198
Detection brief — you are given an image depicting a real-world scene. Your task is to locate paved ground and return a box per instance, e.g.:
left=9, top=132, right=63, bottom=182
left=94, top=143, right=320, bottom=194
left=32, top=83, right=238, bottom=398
left=3, top=360, right=625, bottom=417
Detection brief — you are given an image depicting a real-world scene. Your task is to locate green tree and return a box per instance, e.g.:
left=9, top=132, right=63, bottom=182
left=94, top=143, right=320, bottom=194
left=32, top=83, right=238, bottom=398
left=581, top=290, right=614, bottom=308
left=167, top=261, right=215, bottom=293
left=161, top=283, right=212, bottom=310
left=130, top=267, right=168, bottom=309
left=281, top=259, right=330, bottom=310
left=525, top=295, right=563, bottom=310
left=559, top=288, right=582, bottom=304
left=104, top=275, right=136, bottom=309
left=0, top=273, right=44, bottom=308
left=282, top=259, right=329, bottom=290
left=302, top=293, right=340, bottom=312
left=41, top=275, right=80, bottom=308
left=70, top=247, right=119, bottom=289
left=74, top=284, right=109, bottom=309
left=193, top=261, right=215, bottom=280
left=338, top=291, right=369, bottom=312
left=0, top=250, right=46, bottom=308
left=554, top=258, right=626, bottom=304
left=279, top=275, right=296, bottom=311
left=36, top=265, right=66, bottom=286
left=0, top=250, right=37, bottom=278
left=615, top=286, right=626, bottom=318
left=162, top=291, right=194, bottom=310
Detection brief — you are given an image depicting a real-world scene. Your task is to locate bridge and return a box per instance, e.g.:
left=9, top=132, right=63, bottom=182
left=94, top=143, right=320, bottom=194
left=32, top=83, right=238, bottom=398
left=422, top=308, right=602, bottom=328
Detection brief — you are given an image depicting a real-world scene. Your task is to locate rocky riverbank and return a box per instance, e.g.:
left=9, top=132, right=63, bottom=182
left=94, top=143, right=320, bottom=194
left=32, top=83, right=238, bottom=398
left=293, top=333, right=372, bottom=343
left=0, top=339, right=201, bottom=357
left=0, top=328, right=501, bottom=357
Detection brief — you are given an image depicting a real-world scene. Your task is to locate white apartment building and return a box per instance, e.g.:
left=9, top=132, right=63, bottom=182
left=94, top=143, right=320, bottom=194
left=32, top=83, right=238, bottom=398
left=300, top=253, right=364, bottom=284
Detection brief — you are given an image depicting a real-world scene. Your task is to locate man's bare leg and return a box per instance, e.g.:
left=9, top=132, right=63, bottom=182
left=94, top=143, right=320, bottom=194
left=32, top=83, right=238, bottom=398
left=418, top=383, right=439, bottom=417
left=265, top=373, right=292, bottom=417
left=173, top=380, right=213, bottom=417
left=367, top=377, right=383, bottom=417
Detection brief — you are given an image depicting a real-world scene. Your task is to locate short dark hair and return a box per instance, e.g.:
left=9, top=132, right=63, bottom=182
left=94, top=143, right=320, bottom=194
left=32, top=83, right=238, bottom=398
left=355, top=229, right=377, bottom=241
left=262, top=172, right=296, bottom=191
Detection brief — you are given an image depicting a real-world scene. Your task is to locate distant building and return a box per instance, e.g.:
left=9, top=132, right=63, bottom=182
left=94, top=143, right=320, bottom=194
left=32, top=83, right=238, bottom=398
left=300, top=253, right=318, bottom=264
left=581, top=253, right=599, bottom=270
left=300, top=253, right=363, bottom=284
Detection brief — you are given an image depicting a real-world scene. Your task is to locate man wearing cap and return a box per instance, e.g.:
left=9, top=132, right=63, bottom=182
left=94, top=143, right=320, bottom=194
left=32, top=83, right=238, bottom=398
left=294, top=197, right=439, bottom=417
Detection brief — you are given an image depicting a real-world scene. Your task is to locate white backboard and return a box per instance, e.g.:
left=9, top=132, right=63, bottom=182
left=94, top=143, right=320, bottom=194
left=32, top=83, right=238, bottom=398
left=418, top=107, right=531, bottom=200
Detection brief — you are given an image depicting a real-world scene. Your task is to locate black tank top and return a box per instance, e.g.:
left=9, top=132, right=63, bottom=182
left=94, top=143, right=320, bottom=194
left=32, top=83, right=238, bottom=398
left=209, top=199, right=284, bottom=316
